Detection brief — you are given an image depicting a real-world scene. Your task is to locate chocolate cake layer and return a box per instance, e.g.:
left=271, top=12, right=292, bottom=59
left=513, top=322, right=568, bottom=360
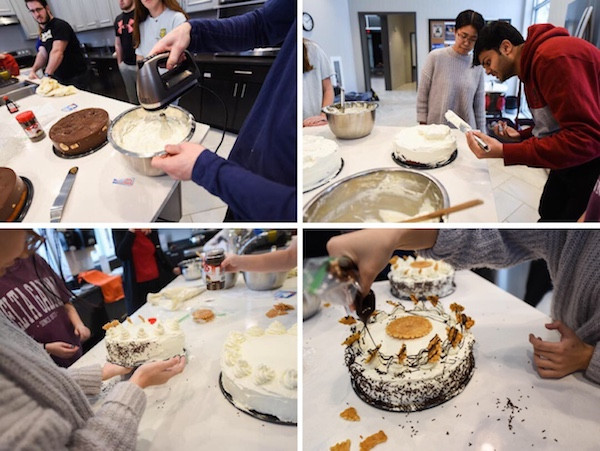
left=50, top=108, right=109, bottom=155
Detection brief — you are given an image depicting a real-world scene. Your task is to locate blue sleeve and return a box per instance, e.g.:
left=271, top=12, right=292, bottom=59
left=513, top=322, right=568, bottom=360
left=188, top=0, right=295, bottom=52
left=192, top=150, right=296, bottom=221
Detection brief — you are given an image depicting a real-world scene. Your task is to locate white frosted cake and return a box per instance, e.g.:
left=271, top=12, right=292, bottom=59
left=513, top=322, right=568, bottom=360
left=221, top=321, right=297, bottom=423
left=104, top=317, right=185, bottom=367
left=303, top=134, right=341, bottom=189
left=344, top=300, right=475, bottom=412
left=388, top=255, right=455, bottom=299
left=393, top=124, right=456, bottom=166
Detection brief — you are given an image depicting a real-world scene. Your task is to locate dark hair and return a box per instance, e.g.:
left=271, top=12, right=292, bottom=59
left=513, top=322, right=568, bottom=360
left=133, top=0, right=189, bottom=49
left=303, top=39, right=314, bottom=73
left=473, top=21, right=525, bottom=66
left=455, top=10, right=485, bottom=33
left=25, top=0, right=47, bottom=7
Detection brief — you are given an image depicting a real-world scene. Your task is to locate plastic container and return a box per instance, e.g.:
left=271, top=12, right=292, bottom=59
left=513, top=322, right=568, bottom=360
left=3, top=96, right=19, bottom=114
left=204, top=248, right=225, bottom=290
left=15, top=110, right=45, bottom=142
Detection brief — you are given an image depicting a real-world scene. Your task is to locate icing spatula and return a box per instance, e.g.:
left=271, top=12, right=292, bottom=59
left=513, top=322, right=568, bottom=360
left=444, top=109, right=490, bottom=152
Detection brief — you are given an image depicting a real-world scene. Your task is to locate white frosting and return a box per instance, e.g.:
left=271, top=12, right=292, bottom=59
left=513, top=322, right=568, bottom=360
left=105, top=318, right=185, bottom=367
left=221, top=323, right=297, bottom=423
left=388, top=255, right=455, bottom=298
left=303, top=135, right=341, bottom=189
left=111, top=107, right=191, bottom=155
left=393, top=125, right=456, bottom=165
left=345, top=303, right=475, bottom=411
left=323, top=104, right=377, bottom=115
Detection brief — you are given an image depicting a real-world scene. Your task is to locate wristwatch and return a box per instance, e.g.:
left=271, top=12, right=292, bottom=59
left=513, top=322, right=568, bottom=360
left=43, top=72, right=52, bottom=78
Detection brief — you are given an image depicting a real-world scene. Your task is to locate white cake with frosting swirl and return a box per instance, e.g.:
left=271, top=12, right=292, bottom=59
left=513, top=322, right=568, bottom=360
left=393, top=124, right=456, bottom=166
left=221, top=321, right=297, bottom=423
left=104, top=317, right=185, bottom=367
left=388, top=255, right=455, bottom=299
left=344, top=300, right=475, bottom=412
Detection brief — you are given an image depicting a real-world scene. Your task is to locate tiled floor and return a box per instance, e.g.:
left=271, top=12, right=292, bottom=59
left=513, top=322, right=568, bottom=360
left=370, top=77, right=548, bottom=222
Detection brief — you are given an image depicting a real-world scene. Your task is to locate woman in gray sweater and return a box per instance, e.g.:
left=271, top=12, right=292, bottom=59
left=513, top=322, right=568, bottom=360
left=0, top=230, right=186, bottom=450
left=417, top=10, right=486, bottom=131
left=326, top=229, right=600, bottom=385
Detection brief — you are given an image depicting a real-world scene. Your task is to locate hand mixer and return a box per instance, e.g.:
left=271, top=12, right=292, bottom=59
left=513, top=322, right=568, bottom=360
left=137, top=50, right=202, bottom=111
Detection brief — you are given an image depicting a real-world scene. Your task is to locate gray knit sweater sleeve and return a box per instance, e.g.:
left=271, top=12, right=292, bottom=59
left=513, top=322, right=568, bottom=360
left=416, top=51, right=435, bottom=124
left=474, top=69, right=486, bottom=131
left=0, top=316, right=147, bottom=450
left=420, top=229, right=600, bottom=385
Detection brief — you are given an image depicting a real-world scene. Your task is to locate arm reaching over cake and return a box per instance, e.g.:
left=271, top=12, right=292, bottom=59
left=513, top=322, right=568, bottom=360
left=529, top=321, right=594, bottom=379
left=222, top=238, right=297, bottom=273
left=326, top=229, right=438, bottom=295
left=466, top=130, right=503, bottom=159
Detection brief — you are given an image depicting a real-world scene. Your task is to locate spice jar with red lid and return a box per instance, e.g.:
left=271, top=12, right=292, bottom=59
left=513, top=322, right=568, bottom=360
left=15, top=110, right=45, bottom=142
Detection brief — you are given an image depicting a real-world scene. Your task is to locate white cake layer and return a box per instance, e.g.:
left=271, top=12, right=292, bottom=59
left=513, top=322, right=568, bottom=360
left=393, top=124, right=456, bottom=165
left=303, top=135, right=341, bottom=189
left=388, top=256, right=454, bottom=283
left=221, top=322, right=297, bottom=422
left=105, top=319, right=185, bottom=367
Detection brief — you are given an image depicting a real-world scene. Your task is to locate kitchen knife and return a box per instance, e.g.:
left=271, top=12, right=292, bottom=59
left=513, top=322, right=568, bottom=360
left=444, top=109, right=490, bottom=152
left=50, top=166, right=78, bottom=222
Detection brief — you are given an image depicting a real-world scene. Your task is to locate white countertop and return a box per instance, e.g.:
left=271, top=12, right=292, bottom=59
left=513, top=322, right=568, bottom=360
left=303, top=126, right=498, bottom=222
left=1, top=85, right=210, bottom=222
left=73, top=274, right=298, bottom=450
left=303, top=272, right=600, bottom=450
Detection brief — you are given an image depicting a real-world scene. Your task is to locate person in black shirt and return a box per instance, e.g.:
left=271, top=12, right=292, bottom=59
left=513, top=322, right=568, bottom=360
left=26, top=0, right=88, bottom=89
left=114, top=0, right=138, bottom=104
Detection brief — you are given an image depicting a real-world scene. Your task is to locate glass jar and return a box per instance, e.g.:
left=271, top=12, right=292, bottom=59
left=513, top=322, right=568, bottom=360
left=204, top=248, right=225, bottom=290
left=15, top=110, right=45, bottom=142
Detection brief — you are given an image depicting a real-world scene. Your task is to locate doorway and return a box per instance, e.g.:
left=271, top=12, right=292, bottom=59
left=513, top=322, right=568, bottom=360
left=358, top=12, right=417, bottom=95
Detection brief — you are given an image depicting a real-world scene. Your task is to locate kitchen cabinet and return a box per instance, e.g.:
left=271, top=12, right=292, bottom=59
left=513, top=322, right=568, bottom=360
left=48, top=0, right=117, bottom=32
left=0, top=0, right=15, bottom=15
left=184, top=0, right=216, bottom=13
left=8, top=0, right=39, bottom=39
left=87, top=57, right=129, bottom=103
left=179, top=57, right=273, bottom=133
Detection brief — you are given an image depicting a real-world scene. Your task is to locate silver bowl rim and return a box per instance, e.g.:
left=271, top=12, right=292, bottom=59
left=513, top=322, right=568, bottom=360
left=107, top=105, right=196, bottom=158
left=322, top=101, right=379, bottom=114
left=303, top=166, right=450, bottom=223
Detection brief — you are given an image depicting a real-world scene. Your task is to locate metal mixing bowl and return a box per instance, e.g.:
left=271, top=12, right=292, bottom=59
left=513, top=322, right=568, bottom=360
left=108, top=105, right=195, bottom=176
left=242, top=270, right=288, bottom=291
left=322, top=101, right=378, bottom=139
left=178, top=257, right=203, bottom=281
left=303, top=293, right=321, bottom=321
left=303, top=167, right=449, bottom=223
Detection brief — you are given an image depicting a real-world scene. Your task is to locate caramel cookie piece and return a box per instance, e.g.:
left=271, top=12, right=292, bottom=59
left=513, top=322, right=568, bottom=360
left=386, top=316, right=432, bottom=339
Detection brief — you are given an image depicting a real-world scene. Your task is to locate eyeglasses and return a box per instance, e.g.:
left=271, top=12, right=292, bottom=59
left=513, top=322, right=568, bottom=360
left=24, top=230, right=45, bottom=256
left=457, top=32, right=478, bottom=44
left=28, top=7, right=45, bottom=13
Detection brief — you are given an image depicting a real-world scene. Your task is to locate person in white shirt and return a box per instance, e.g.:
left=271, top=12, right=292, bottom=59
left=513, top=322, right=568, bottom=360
left=133, top=0, right=188, bottom=61
left=303, top=38, right=335, bottom=127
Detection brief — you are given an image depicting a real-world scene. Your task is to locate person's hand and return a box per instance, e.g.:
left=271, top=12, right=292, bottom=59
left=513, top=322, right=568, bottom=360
left=466, top=130, right=503, bottom=159
left=326, top=230, right=438, bottom=295
left=492, top=120, right=521, bottom=142
left=28, top=70, right=39, bottom=80
left=130, top=356, right=186, bottom=389
left=303, top=115, right=328, bottom=127
left=102, top=362, right=133, bottom=381
left=45, top=341, right=80, bottom=358
left=326, top=230, right=403, bottom=295
left=148, top=22, right=192, bottom=70
left=74, top=323, right=91, bottom=342
left=528, top=320, right=595, bottom=379
left=173, top=266, right=181, bottom=276
left=221, top=254, right=242, bottom=272
left=151, top=142, right=206, bottom=180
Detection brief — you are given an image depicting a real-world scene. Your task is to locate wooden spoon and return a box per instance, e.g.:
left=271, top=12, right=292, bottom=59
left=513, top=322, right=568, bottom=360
left=401, top=199, right=484, bottom=223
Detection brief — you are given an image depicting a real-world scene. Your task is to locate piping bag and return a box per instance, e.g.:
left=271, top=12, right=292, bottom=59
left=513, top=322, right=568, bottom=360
left=304, top=256, right=377, bottom=344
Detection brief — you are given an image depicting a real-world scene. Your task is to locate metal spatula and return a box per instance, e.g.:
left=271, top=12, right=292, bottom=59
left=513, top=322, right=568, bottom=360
left=445, top=109, right=490, bottom=152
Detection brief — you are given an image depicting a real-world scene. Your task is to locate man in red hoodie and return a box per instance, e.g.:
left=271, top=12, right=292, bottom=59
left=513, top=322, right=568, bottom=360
left=467, top=21, right=600, bottom=221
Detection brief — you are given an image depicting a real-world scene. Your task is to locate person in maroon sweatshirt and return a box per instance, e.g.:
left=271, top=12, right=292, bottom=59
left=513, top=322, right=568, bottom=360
left=466, top=21, right=600, bottom=221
